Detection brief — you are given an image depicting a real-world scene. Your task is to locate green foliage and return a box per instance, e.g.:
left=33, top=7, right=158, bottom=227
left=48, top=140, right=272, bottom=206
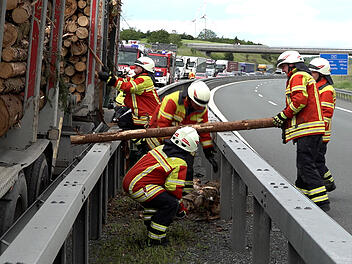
left=198, top=29, right=217, bottom=40
left=120, top=28, right=145, bottom=41
left=332, top=76, right=352, bottom=90
left=169, top=33, right=182, bottom=47
left=147, top=29, right=170, bottom=44
left=224, top=52, right=234, bottom=61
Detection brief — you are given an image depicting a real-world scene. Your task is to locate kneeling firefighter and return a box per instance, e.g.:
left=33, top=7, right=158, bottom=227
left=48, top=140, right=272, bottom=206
left=122, top=127, right=200, bottom=246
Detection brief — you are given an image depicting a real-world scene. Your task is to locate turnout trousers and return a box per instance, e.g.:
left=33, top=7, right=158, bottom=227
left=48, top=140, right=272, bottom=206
left=295, top=135, right=329, bottom=207
left=142, top=192, right=179, bottom=242
left=316, top=142, right=335, bottom=186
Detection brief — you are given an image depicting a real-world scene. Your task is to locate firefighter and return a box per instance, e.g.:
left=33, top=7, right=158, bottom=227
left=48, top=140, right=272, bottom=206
left=188, top=71, right=195, bottom=79
left=98, top=57, right=161, bottom=129
left=146, top=80, right=218, bottom=194
left=273, top=50, right=330, bottom=212
left=122, top=127, right=200, bottom=246
left=308, top=58, right=336, bottom=192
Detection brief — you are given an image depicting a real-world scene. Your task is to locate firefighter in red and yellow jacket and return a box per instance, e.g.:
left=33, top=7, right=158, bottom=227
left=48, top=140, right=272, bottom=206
left=123, top=127, right=200, bottom=246
left=98, top=57, right=160, bottom=129
left=308, top=58, right=336, bottom=192
left=273, top=50, right=330, bottom=212
left=146, top=81, right=218, bottom=194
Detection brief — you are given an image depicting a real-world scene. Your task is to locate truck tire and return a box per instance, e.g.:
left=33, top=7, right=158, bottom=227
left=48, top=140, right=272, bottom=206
left=0, top=171, right=28, bottom=236
left=27, top=153, right=50, bottom=204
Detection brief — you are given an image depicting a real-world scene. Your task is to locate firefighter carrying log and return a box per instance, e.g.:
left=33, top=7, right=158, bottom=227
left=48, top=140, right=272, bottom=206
left=273, top=50, right=330, bottom=212
left=145, top=81, right=218, bottom=194
left=98, top=57, right=161, bottom=129
left=122, top=127, right=200, bottom=246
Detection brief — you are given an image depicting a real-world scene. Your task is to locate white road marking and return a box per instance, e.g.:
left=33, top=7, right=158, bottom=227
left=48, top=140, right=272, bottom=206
left=258, top=94, right=263, bottom=97
left=268, top=101, right=277, bottom=106
left=336, top=106, right=352, bottom=114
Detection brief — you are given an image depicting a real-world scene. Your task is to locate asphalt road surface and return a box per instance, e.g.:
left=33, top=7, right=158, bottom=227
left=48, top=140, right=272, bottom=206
left=213, top=78, right=352, bottom=234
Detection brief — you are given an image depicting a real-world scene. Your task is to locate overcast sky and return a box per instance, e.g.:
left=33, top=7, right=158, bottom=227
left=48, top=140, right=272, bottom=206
left=120, top=0, right=352, bottom=49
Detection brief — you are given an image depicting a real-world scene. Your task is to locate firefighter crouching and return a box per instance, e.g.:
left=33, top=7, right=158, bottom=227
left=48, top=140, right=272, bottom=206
left=146, top=81, right=218, bottom=194
left=308, top=58, right=336, bottom=192
left=122, top=127, right=200, bottom=246
left=98, top=57, right=161, bottom=130
left=273, top=50, right=330, bottom=212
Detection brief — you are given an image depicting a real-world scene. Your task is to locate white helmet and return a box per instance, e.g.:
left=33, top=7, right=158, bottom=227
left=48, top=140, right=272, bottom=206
left=187, top=81, right=210, bottom=107
left=308, top=58, right=331, bottom=75
left=277, top=50, right=304, bottom=68
left=170, top=127, right=200, bottom=152
left=134, top=57, right=155, bottom=73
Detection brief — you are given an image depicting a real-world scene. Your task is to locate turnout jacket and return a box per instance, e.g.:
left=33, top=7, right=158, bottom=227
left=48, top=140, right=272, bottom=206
left=282, top=69, right=325, bottom=143
left=147, top=88, right=213, bottom=149
left=122, top=143, right=189, bottom=202
left=316, top=78, right=336, bottom=143
left=113, top=73, right=160, bottom=126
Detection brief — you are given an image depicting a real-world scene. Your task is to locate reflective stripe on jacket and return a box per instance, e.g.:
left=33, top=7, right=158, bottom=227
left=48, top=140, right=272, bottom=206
left=114, top=73, right=160, bottom=125
left=316, top=78, right=336, bottom=142
left=283, top=69, right=325, bottom=142
left=122, top=145, right=187, bottom=202
left=148, top=89, right=213, bottom=149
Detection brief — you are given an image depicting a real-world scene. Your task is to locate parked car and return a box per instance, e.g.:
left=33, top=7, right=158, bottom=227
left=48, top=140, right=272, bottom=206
left=195, top=72, right=208, bottom=79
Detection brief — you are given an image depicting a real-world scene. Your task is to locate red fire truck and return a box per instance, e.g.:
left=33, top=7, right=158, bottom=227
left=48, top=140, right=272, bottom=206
left=148, top=51, right=176, bottom=87
left=117, top=41, right=146, bottom=76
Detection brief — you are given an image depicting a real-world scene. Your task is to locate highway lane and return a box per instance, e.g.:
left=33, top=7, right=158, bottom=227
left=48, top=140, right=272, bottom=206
left=212, top=79, right=352, bottom=234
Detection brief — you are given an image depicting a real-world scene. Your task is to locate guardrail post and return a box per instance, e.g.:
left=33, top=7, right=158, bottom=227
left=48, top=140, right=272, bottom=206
left=211, top=146, right=220, bottom=181
left=117, top=144, right=125, bottom=191
left=253, top=197, right=271, bottom=264
left=53, top=241, right=67, bottom=264
left=288, top=242, right=305, bottom=264
left=108, top=151, right=117, bottom=198
left=231, top=169, right=247, bottom=252
left=220, top=154, right=232, bottom=220
left=89, top=177, right=103, bottom=240
left=72, top=200, right=89, bottom=264
left=102, top=168, right=108, bottom=224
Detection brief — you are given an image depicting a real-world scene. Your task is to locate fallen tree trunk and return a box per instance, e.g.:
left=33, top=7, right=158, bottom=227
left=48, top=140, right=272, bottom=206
left=70, top=118, right=275, bottom=144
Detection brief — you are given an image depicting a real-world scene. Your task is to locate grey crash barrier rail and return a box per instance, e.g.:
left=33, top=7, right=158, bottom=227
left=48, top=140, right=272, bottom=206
left=336, top=88, right=352, bottom=102
left=0, top=127, right=124, bottom=264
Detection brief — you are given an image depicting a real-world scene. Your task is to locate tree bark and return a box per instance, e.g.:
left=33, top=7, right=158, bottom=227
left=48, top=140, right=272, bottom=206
left=2, top=47, right=28, bottom=62
left=0, top=77, right=25, bottom=93
left=70, top=118, right=276, bottom=144
left=66, top=21, right=77, bottom=33
left=3, top=23, right=18, bottom=48
left=0, top=62, right=27, bottom=79
left=65, top=0, right=78, bottom=18
left=83, top=6, right=90, bottom=16
left=0, top=94, right=23, bottom=137
left=6, top=0, right=20, bottom=10
left=78, top=0, right=87, bottom=9
left=71, top=41, right=87, bottom=56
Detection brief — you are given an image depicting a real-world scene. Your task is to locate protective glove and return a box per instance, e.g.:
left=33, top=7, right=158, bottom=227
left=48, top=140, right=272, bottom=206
left=176, top=202, right=188, bottom=218
left=273, top=112, right=287, bottom=128
left=98, top=71, right=117, bottom=86
left=203, top=147, right=219, bottom=173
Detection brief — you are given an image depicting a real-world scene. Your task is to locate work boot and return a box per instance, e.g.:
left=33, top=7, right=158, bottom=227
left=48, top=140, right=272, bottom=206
left=146, top=237, right=169, bottom=247
left=324, top=180, right=336, bottom=192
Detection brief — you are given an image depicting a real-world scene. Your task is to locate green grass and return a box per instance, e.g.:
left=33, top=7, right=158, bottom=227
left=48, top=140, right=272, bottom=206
left=89, top=193, right=206, bottom=264
left=332, top=75, right=352, bottom=90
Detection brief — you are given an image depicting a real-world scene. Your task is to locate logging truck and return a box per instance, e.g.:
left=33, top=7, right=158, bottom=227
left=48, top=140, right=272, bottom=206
left=0, top=0, right=120, bottom=237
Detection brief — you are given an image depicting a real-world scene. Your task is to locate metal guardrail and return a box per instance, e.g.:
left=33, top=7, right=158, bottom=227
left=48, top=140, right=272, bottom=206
left=336, top=88, right=352, bottom=102
left=0, top=76, right=351, bottom=263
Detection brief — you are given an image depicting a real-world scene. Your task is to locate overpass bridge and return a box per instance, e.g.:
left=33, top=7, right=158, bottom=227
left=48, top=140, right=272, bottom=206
left=186, top=43, right=352, bottom=55
left=1, top=77, right=352, bottom=263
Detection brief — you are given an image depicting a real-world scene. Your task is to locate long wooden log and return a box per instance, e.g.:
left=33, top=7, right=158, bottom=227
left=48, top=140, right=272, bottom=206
left=0, top=62, right=27, bottom=79
left=70, top=118, right=276, bottom=144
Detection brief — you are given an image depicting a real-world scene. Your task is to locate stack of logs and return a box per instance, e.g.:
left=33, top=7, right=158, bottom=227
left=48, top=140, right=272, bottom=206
left=0, top=0, right=34, bottom=136
left=61, top=0, right=91, bottom=103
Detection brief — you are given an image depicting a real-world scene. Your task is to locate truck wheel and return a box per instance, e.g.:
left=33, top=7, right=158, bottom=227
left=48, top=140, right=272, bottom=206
left=0, top=171, right=28, bottom=236
left=27, top=153, right=50, bottom=204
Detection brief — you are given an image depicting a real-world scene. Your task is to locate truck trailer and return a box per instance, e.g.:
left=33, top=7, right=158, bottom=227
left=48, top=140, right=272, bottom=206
left=0, top=0, right=119, bottom=237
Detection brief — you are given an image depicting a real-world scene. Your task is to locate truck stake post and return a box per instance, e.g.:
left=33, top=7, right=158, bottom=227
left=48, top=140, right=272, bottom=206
left=70, top=118, right=275, bottom=144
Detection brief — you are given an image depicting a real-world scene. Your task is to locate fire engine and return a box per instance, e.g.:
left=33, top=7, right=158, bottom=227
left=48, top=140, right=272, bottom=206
left=148, top=51, right=176, bottom=87
left=117, top=41, right=147, bottom=76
